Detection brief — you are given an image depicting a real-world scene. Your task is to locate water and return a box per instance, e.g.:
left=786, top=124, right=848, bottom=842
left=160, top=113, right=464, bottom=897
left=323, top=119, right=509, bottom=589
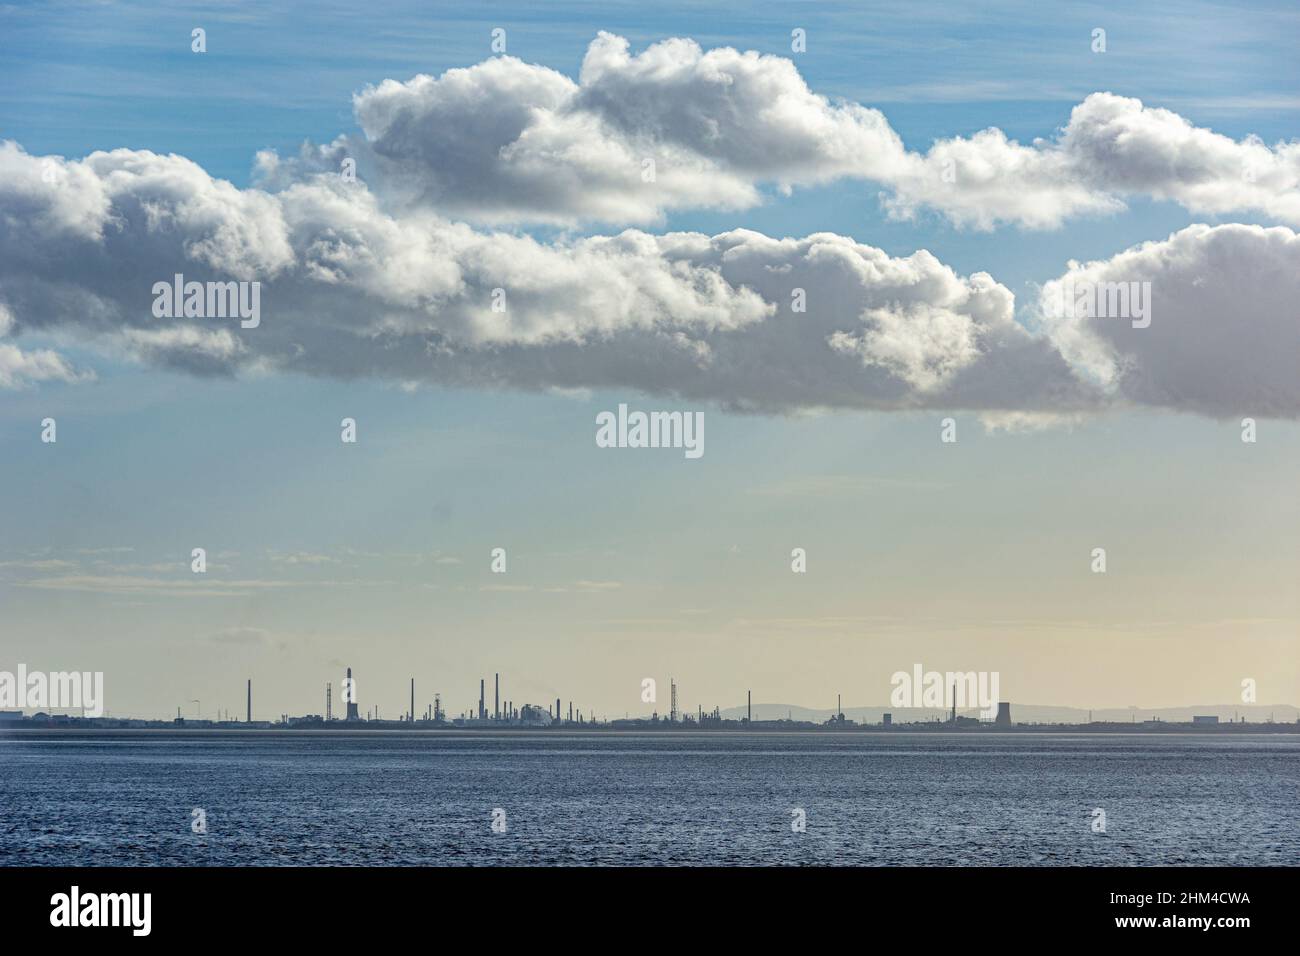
left=1, top=731, right=1296, bottom=866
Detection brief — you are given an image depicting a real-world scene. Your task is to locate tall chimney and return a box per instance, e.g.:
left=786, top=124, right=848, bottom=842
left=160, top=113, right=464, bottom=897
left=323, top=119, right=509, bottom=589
left=479, top=679, right=485, bottom=720
left=410, top=678, right=415, bottom=723
left=747, top=690, right=751, bottom=723
left=495, top=673, right=499, bottom=721
left=246, top=679, right=251, bottom=723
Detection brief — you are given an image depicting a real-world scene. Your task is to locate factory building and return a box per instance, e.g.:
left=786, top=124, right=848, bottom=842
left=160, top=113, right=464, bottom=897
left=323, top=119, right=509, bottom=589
left=520, top=704, right=552, bottom=727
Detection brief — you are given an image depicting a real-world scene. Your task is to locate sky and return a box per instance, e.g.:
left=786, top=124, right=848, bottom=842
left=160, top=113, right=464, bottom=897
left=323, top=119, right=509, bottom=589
left=0, top=0, right=1297, bottom=720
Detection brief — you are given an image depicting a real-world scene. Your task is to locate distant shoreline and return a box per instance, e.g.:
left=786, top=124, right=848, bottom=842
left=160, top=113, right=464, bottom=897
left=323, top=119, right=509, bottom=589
left=3, top=722, right=1298, bottom=736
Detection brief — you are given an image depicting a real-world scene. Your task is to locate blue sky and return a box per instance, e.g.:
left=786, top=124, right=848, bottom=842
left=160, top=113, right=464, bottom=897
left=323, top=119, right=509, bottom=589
left=1, top=0, right=1297, bottom=719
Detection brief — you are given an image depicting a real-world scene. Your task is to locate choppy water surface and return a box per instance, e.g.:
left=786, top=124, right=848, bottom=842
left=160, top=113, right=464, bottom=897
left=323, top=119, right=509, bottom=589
left=1, top=731, right=1296, bottom=865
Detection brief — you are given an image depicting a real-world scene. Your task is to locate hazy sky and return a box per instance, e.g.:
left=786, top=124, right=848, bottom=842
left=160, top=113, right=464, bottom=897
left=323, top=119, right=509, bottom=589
left=1, top=0, right=1297, bottom=720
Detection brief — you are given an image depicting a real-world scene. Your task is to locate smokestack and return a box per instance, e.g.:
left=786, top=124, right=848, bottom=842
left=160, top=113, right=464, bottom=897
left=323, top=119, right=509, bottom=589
left=246, top=679, right=251, bottom=723
left=411, top=678, right=415, bottom=723
left=747, top=690, right=751, bottom=723
left=495, top=673, right=499, bottom=721
left=556, top=698, right=561, bottom=724
left=344, top=667, right=360, bottom=721
left=479, top=679, right=485, bottom=720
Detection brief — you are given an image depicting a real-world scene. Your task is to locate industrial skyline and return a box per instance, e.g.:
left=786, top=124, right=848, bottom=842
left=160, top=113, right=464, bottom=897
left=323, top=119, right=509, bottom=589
left=4, top=662, right=1294, bottom=730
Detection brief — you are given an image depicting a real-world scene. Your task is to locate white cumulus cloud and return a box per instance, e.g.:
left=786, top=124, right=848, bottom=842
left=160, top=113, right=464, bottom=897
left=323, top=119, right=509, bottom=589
left=253, top=34, right=1300, bottom=230
left=1041, top=223, right=1300, bottom=417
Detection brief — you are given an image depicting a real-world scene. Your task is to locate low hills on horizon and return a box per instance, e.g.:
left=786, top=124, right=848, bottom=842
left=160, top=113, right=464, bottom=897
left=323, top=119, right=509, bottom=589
left=716, top=703, right=1300, bottom=724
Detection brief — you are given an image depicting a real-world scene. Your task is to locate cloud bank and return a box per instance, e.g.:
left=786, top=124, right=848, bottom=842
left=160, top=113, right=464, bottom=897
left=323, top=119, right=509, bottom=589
left=1, top=34, right=1297, bottom=417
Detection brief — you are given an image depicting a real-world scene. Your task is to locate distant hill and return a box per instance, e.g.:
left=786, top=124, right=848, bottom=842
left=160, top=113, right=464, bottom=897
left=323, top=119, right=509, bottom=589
left=718, top=703, right=1300, bottom=724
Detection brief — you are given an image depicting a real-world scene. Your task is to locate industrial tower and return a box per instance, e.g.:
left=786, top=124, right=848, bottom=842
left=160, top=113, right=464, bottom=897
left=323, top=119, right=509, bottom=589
left=345, top=667, right=360, bottom=721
